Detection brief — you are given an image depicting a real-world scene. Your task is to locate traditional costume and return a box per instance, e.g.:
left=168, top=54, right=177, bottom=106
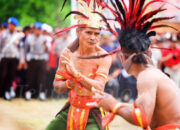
left=77, top=0, right=180, bottom=130
left=46, top=0, right=109, bottom=130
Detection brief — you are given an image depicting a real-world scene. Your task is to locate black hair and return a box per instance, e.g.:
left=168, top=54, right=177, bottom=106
left=23, top=26, right=31, bottom=33
left=116, top=29, right=152, bottom=64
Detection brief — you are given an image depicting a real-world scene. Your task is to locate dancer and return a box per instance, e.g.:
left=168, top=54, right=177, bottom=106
left=46, top=0, right=112, bottom=130
left=86, top=0, right=180, bottom=129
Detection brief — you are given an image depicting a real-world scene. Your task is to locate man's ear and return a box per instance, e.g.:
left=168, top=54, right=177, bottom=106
left=76, top=28, right=81, bottom=37
left=119, top=53, right=126, bottom=64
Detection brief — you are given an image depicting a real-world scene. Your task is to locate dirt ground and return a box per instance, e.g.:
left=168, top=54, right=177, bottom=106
left=0, top=98, right=141, bottom=130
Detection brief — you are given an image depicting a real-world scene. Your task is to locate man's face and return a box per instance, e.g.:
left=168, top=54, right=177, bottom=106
left=8, top=23, right=16, bottom=32
left=34, top=28, right=42, bottom=36
left=77, top=27, right=101, bottom=48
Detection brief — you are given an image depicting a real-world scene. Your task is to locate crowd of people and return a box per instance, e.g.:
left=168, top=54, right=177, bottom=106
left=0, top=17, right=70, bottom=101
left=0, top=17, right=180, bottom=102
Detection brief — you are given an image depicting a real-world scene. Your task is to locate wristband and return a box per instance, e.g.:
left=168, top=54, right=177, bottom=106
left=112, top=102, right=122, bottom=114
left=76, top=72, right=84, bottom=82
left=65, top=80, right=73, bottom=89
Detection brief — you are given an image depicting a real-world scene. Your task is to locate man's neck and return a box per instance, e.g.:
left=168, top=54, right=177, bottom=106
left=9, top=29, right=15, bottom=34
left=127, top=63, right=147, bottom=78
left=78, top=44, right=96, bottom=56
left=35, top=34, right=40, bottom=37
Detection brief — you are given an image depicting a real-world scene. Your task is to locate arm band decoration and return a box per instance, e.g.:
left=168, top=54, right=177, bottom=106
left=55, top=70, right=84, bottom=90
left=88, top=68, right=108, bottom=80
left=102, top=102, right=126, bottom=128
left=131, top=102, right=149, bottom=130
left=55, top=70, right=66, bottom=81
left=65, top=80, right=73, bottom=89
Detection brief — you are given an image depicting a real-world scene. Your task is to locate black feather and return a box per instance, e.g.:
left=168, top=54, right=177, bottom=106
left=138, top=8, right=166, bottom=24
left=136, top=0, right=146, bottom=16
left=61, top=0, right=67, bottom=12
left=110, top=0, right=124, bottom=25
left=64, top=11, right=89, bottom=21
left=93, top=11, right=117, bottom=35
left=147, top=31, right=156, bottom=37
left=143, top=16, right=175, bottom=31
left=115, top=0, right=126, bottom=20
left=150, top=25, right=178, bottom=31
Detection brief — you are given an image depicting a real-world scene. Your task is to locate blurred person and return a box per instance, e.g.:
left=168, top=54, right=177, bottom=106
left=104, top=54, right=122, bottom=98
left=53, top=30, right=70, bottom=57
left=177, top=32, right=180, bottom=48
left=0, top=22, right=8, bottom=32
left=85, top=0, right=180, bottom=129
left=14, top=26, right=31, bottom=97
left=111, top=35, right=120, bottom=49
left=0, top=17, right=24, bottom=100
left=46, top=0, right=112, bottom=130
left=42, top=23, right=53, bottom=44
left=42, top=23, right=58, bottom=98
left=106, top=54, right=137, bottom=102
left=45, top=38, right=59, bottom=98
left=160, top=33, right=180, bottom=88
left=24, top=22, right=51, bottom=101
left=100, top=31, right=114, bottom=52
left=150, top=36, right=162, bottom=68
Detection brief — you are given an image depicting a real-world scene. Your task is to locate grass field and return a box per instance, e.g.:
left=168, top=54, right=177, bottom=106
left=0, top=98, right=141, bottom=130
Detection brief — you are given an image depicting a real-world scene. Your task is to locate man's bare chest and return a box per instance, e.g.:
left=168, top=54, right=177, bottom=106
left=71, top=56, right=98, bottom=75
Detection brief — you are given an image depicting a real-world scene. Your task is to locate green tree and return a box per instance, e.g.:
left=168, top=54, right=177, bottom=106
left=0, top=0, right=71, bottom=28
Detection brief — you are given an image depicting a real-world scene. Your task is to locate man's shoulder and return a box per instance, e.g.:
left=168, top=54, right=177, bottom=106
left=137, top=67, right=162, bottom=84
left=1, top=30, right=9, bottom=37
left=26, top=34, right=34, bottom=39
left=97, top=46, right=108, bottom=55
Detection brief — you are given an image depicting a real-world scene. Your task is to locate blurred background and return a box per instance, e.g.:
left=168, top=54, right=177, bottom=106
left=0, top=0, right=180, bottom=130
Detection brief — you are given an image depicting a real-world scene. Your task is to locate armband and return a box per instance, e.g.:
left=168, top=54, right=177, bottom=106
left=54, top=70, right=66, bottom=81
left=111, top=102, right=123, bottom=114
left=102, top=102, right=126, bottom=128
left=89, top=72, right=108, bottom=80
left=96, top=72, right=108, bottom=80
left=131, top=102, right=149, bottom=130
left=65, top=80, right=73, bottom=89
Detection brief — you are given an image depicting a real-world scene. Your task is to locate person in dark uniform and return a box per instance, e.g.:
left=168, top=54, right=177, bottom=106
left=24, top=22, right=51, bottom=101
left=0, top=17, right=24, bottom=100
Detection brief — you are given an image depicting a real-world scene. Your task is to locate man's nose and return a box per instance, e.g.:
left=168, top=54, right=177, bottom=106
left=90, top=34, right=96, bottom=40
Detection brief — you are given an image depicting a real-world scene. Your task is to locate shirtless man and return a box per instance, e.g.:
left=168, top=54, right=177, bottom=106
left=88, top=54, right=180, bottom=129
left=86, top=0, right=180, bottom=129
left=46, top=1, right=112, bottom=129
left=46, top=27, right=112, bottom=130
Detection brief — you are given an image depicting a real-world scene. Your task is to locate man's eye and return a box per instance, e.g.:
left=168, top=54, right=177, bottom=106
left=86, top=32, right=91, bottom=34
left=95, top=33, right=100, bottom=36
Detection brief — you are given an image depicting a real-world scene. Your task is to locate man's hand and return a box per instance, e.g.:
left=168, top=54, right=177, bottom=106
left=86, top=87, right=119, bottom=112
left=17, top=63, right=24, bottom=70
left=61, top=49, right=79, bottom=77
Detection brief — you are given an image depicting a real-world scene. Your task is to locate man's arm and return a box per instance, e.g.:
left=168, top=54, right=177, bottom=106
left=78, top=55, right=112, bottom=91
left=53, top=49, right=71, bottom=93
left=61, top=51, right=112, bottom=91
left=92, top=70, right=157, bottom=127
left=116, top=75, right=157, bottom=124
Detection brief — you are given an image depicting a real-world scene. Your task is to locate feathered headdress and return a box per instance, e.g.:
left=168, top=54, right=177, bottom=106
left=80, top=0, right=179, bottom=59
left=56, top=0, right=106, bottom=35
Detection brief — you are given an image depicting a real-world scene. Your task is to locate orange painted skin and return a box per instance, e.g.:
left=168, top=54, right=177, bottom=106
left=53, top=27, right=112, bottom=96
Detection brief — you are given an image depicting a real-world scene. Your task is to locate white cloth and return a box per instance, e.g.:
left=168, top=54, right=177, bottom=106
left=0, top=30, right=23, bottom=59
left=151, top=45, right=162, bottom=68
left=164, top=67, right=180, bottom=88
left=53, top=37, right=71, bottom=56
left=25, top=34, right=50, bottom=61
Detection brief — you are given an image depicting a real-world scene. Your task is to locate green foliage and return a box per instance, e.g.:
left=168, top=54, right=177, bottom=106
left=0, top=0, right=71, bottom=28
